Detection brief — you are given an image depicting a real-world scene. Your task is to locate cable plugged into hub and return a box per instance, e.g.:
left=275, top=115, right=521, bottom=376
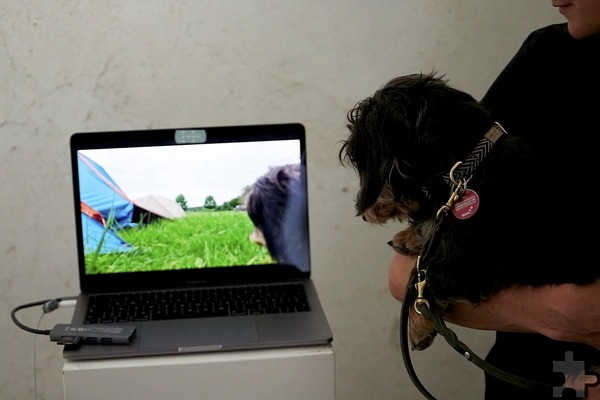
left=11, top=296, right=135, bottom=346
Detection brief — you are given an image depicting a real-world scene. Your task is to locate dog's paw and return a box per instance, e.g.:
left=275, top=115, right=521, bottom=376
left=408, top=308, right=437, bottom=351
left=411, top=331, right=437, bottom=351
left=388, top=228, right=424, bottom=256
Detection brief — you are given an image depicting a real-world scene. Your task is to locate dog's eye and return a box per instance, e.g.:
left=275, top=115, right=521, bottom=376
left=362, top=215, right=367, bottom=221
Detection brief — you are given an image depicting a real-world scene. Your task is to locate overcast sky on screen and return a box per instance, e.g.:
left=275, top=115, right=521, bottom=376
left=80, top=140, right=300, bottom=207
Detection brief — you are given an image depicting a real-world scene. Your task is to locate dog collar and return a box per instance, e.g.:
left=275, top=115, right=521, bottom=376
left=420, top=122, right=507, bottom=198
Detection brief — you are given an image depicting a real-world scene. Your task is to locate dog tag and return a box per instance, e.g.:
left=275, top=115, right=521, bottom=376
left=451, top=189, right=479, bottom=220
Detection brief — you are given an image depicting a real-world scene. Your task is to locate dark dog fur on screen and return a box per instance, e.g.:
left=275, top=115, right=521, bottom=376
left=245, top=163, right=309, bottom=270
left=338, top=72, right=600, bottom=352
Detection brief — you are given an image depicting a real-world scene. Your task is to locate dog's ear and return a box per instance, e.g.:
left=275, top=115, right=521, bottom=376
left=340, top=104, right=398, bottom=216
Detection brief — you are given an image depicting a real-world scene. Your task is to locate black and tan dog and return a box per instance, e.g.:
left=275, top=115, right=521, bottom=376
left=338, top=72, right=600, bottom=351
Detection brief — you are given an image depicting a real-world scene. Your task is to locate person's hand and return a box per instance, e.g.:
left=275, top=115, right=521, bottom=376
left=387, top=251, right=417, bottom=302
left=448, top=283, right=600, bottom=350
left=387, top=251, right=600, bottom=349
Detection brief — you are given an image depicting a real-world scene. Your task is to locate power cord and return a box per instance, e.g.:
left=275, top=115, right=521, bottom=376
left=33, top=312, right=44, bottom=400
left=11, top=296, right=78, bottom=400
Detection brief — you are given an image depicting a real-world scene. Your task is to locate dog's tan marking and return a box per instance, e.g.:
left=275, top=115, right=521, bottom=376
left=249, top=228, right=266, bottom=247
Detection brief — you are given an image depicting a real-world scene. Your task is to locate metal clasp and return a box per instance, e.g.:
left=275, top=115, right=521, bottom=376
left=413, top=256, right=430, bottom=314
left=436, top=162, right=468, bottom=219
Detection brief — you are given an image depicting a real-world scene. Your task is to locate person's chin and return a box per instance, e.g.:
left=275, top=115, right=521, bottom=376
left=567, top=25, right=586, bottom=39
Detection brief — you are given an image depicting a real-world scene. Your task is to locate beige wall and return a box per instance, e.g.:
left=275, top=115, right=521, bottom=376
left=0, top=1, right=562, bottom=399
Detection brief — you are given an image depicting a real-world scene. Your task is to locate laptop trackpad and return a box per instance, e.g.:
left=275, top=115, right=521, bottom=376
left=140, top=318, right=259, bottom=352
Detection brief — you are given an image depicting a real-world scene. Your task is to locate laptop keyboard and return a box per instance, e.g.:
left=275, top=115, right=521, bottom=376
left=84, top=283, right=310, bottom=324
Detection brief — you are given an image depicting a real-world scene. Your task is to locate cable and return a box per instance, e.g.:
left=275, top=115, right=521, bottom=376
left=10, top=297, right=78, bottom=400
left=33, top=311, right=43, bottom=400
left=11, top=296, right=78, bottom=335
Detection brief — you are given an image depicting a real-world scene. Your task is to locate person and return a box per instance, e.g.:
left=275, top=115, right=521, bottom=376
left=387, top=1, right=600, bottom=398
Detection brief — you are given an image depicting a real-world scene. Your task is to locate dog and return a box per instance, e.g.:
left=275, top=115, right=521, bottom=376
left=245, top=163, right=309, bottom=269
left=338, top=72, right=600, bottom=354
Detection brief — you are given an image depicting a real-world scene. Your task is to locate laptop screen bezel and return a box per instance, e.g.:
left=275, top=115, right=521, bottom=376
left=69, top=123, right=311, bottom=293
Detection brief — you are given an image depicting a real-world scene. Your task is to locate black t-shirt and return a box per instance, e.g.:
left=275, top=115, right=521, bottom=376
left=481, top=23, right=600, bottom=399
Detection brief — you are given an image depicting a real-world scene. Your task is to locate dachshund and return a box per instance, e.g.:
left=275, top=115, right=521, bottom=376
left=338, top=72, right=600, bottom=352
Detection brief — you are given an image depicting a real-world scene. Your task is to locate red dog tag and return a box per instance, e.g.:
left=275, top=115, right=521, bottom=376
left=451, top=189, right=480, bottom=220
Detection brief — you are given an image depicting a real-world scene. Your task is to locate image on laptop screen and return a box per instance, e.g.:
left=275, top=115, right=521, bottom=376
left=76, top=138, right=308, bottom=276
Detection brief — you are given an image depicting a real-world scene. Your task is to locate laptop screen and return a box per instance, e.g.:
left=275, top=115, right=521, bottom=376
left=70, top=124, right=310, bottom=292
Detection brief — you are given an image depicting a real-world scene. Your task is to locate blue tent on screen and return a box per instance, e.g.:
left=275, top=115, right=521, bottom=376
left=81, top=212, right=132, bottom=255
left=78, top=153, right=134, bottom=228
left=78, top=153, right=134, bottom=254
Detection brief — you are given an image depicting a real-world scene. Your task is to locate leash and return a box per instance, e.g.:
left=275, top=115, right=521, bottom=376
left=398, top=123, right=552, bottom=398
left=400, top=283, right=552, bottom=399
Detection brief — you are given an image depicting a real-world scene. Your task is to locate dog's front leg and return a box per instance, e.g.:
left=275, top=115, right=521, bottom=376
left=388, top=227, right=425, bottom=256
left=404, top=267, right=439, bottom=350
left=408, top=307, right=438, bottom=350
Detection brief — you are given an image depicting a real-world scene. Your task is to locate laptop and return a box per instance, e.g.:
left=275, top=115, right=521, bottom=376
left=64, top=123, right=333, bottom=361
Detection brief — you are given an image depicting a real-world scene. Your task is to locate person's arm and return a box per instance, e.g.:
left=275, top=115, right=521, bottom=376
left=388, top=251, right=600, bottom=349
